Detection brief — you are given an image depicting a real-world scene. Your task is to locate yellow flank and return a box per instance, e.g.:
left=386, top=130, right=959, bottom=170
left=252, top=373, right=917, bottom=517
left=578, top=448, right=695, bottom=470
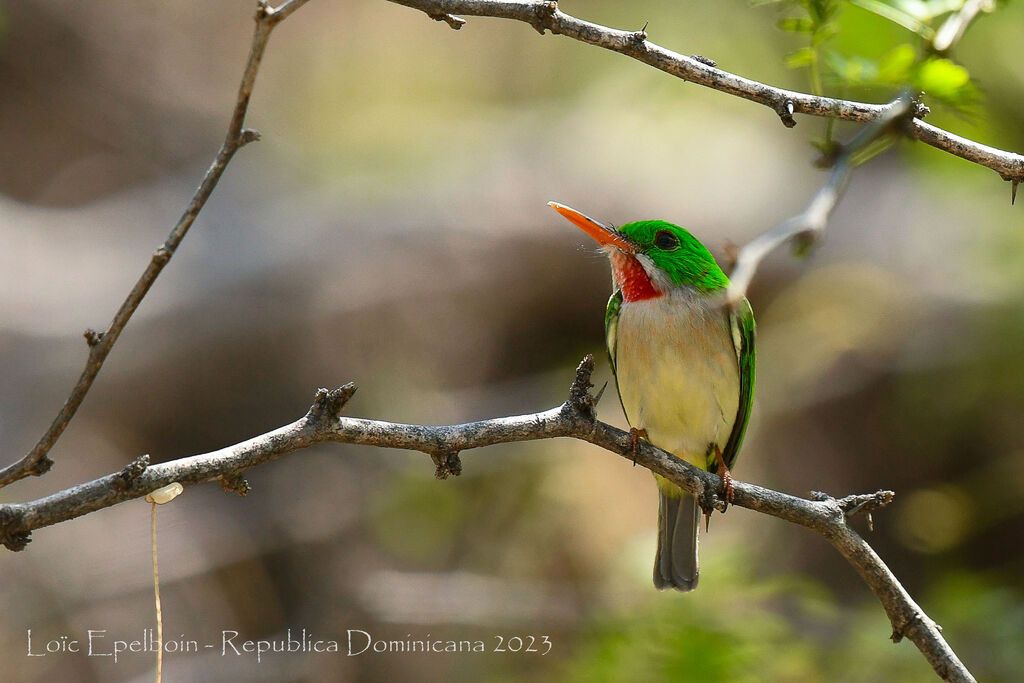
left=614, top=289, right=740, bottom=492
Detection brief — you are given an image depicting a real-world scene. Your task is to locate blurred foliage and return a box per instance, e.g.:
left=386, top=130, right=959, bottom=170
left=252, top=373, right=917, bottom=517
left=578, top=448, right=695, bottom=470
left=3, top=1, right=1024, bottom=681
left=560, top=547, right=1024, bottom=682
left=757, top=0, right=994, bottom=122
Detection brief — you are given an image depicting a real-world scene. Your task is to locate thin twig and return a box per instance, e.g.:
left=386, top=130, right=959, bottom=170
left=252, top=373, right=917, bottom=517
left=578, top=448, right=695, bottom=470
left=0, top=3, right=984, bottom=680
left=151, top=502, right=163, bottom=683
left=0, top=1, right=312, bottom=489
left=932, top=0, right=995, bottom=54
left=725, top=95, right=914, bottom=304
left=385, top=0, right=1024, bottom=183
left=0, top=358, right=975, bottom=682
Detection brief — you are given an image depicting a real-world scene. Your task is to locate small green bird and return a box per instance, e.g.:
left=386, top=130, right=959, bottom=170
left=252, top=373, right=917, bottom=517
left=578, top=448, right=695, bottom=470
left=550, top=202, right=756, bottom=591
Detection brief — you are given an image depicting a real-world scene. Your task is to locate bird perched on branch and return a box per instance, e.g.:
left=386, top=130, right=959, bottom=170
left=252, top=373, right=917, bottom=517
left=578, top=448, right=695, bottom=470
left=550, top=202, right=755, bottom=591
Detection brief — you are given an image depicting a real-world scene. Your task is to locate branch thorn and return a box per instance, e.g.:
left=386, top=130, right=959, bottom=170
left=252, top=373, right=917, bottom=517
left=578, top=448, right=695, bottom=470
left=83, top=328, right=104, bottom=347
left=838, top=490, right=895, bottom=519
left=25, top=456, right=53, bottom=478
left=431, top=451, right=462, bottom=479
left=310, top=383, right=357, bottom=423
left=153, top=246, right=172, bottom=265
left=531, top=1, right=557, bottom=35
left=911, top=92, right=930, bottom=119
left=698, top=484, right=725, bottom=522
left=775, top=98, right=797, bottom=128
left=1012, top=179, right=1018, bottom=205
left=0, top=508, right=30, bottom=552
left=565, top=355, right=597, bottom=419
left=220, top=473, right=251, bottom=496
left=255, top=0, right=272, bottom=22
left=117, top=454, right=150, bottom=490
left=429, top=13, right=466, bottom=30
left=239, top=128, right=262, bottom=146
left=631, top=21, right=648, bottom=46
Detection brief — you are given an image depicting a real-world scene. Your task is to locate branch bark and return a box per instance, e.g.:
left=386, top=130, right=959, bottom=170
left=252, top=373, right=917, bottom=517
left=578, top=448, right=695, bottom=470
left=933, top=0, right=995, bottom=54
left=0, top=3, right=987, bottom=681
left=385, top=0, right=1024, bottom=184
left=0, top=0, right=311, bottom=489
left=0, top=358, right=975, bottom=682
left=726, top=94, right=914, bottom=304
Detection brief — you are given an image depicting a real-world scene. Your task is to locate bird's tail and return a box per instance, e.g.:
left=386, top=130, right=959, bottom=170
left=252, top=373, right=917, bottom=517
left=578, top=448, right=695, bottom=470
left=654, top=486, right=699, bottom=591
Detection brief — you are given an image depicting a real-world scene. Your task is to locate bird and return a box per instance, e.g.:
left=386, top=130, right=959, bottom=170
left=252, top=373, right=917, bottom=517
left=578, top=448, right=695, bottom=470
left=550, top=201, right=755, bottom=591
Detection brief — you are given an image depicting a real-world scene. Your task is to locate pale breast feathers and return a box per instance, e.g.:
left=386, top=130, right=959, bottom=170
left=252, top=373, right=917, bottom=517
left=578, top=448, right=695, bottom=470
left=613, top=292, right=740, bottom=468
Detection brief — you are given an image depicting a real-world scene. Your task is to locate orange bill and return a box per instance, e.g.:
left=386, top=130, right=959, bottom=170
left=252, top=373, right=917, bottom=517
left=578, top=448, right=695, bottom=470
left=548, top=202, right=635, bottom=253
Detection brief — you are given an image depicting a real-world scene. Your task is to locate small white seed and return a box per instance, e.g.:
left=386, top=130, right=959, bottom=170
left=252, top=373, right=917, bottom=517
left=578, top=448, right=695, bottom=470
left=146, top=482, right=184, bottom=505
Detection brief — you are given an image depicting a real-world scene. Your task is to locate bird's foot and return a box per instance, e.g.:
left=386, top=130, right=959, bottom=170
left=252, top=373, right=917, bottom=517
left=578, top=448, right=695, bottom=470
left=713, top=444, right=735, bottom=510
left=628, top=428, right=649, bottom=467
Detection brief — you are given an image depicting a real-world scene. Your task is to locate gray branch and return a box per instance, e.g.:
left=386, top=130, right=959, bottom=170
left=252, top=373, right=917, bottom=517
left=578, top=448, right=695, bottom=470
left=933, top=0, right=995, bottom=54
left=726, top=94, right=915, bottom=304
left=386, top=0, right=1023, bottom=184
left=0, top=0, right=312, bottom=489
left=0, top=2, right=985, bottom=681
left=0, top=358, right=974, bottom=682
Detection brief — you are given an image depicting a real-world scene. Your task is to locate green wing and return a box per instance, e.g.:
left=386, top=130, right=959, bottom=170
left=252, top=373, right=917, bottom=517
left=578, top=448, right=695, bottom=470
left=604, top=289, right=623, bottom=373
left=721, top=296, right=756, bottom=469
left=605, top=287, right=754, bottom=467
left=604, top=289, right=634, bottom=424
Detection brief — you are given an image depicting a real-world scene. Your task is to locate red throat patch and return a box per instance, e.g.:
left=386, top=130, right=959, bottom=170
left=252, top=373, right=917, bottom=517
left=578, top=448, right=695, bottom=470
left=610, top=251, right=661, bottom=302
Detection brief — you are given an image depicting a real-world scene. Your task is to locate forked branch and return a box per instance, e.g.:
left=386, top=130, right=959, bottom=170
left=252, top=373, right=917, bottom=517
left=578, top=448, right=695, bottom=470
left=0, top=3, right=986, bottom=681
left=0, top=0, right=312, bottom=488
left=0, top=357, right=974, bottom=682
left=726, top=94, right=915, bottom=303
left=386, top=0, right=1024, bottom=185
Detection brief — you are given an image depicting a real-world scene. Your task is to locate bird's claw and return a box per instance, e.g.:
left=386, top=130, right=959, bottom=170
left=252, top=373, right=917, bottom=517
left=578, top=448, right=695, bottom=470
left=720, top=469, right=735, bottom=507
left=628, top=427, right=649, bottom=467
left=712, top=444, right=734, bottom=511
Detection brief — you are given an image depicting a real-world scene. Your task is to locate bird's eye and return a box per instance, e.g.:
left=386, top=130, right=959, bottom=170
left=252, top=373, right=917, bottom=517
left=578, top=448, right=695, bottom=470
left=654, top=230, right=679, bottom=251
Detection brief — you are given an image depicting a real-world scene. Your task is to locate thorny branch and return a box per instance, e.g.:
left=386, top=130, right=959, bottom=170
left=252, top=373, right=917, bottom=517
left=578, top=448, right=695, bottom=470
left=0, top=2, right=989, bottom=682
left=386, top=0, right=1024, bottom=186
left=0, top=357, right=974, bottom=682
left=725, top=94, right=915, bottom=304
left=932, top=0, right=995, bottom=54
left=0, top=0, right=312, bottom=489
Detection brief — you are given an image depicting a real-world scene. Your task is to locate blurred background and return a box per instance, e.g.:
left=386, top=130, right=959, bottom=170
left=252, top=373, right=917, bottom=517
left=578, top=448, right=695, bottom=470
left=1, top=0, right=1022, bottom=680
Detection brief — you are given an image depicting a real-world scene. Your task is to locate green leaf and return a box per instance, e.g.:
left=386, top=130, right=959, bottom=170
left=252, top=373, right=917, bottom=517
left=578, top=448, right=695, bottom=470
left=877, top=43, right=917, bottom=83
left=848, top=0, right=937, bottom=39
left=825, top=52, right=879, bottom=85
left=905, top=0, right=968, bottom=21
left=785, top=46, right=817, bottom=68
left=778, top=17, right=816, bottom=32
left=803, top=0, right=840, bottom=23
left=917, top=57, right=971, bottom=98
left=850, top=134, right=899, bottom=167
left=811, top=22, right=839, bottom=44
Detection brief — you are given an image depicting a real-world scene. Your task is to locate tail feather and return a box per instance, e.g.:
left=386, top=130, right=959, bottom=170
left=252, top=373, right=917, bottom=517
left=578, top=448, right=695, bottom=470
left=654, top=489, right=699, bottom=591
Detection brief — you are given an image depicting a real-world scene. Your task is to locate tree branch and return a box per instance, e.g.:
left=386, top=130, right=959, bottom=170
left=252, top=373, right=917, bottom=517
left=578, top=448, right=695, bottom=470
left=932, top=0, right=995, bottom=54
left=0, top=0, right=312, bottom=489
left=385, top=0, right=1023, bottom=184
left=0, top=357, right=975, bottom=682
left=726, top=94, right=914, bottom=304
left=1, top=3, right=984, bottom=680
